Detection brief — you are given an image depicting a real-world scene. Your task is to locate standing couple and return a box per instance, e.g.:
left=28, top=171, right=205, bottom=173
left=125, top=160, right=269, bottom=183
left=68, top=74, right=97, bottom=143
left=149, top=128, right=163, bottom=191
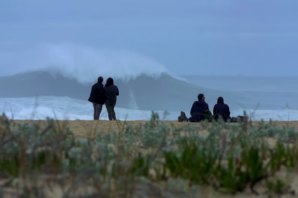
left=88, top=76, right=119, bottom=120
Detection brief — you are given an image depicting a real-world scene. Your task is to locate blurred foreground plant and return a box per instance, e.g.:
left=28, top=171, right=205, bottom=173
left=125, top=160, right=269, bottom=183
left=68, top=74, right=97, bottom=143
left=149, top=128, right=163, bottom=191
left=0, top=113, right=298, bottom=197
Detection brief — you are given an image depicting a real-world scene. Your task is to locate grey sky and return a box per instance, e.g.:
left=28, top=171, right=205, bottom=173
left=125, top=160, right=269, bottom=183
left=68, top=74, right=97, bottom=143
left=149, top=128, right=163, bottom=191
left=0, top=0, right=298, bottom=76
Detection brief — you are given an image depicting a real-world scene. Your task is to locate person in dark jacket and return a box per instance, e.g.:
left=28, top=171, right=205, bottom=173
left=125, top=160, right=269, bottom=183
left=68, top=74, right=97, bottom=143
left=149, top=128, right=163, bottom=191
left=213, top=96, right=230, bottom=122
left=104, top=77, right=119, bottom=120
left=178, top=111, right=188, bottom=122
left=189, top=93, right=212, bottom=122
left=88, top=76, right=106, bottom=120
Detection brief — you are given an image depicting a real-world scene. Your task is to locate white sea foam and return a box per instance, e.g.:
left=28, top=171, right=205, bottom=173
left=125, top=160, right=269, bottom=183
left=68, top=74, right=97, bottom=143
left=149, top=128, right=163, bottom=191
left=0, top=96, right=298, bottom=121
left=0, top=96, right=174, bottom=120
left=3, top=44, right=171, bottom=83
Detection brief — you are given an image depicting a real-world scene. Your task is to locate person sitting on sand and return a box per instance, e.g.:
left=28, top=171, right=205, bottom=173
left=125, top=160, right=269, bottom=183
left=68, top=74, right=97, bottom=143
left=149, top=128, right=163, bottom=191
left=104, top=77, right=119, bottom=120
left=178, top=111, right=188, bottom=122
left=189, top=93, right=212, bottom=122
left=88, top=76, right=106, bottom=120
left=213, top=96, right=231, bottom=122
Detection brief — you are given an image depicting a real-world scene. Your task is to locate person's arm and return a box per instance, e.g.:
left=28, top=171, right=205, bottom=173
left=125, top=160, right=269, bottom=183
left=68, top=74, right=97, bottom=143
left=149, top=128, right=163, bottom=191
left=116, top=86, right=119, bottom=96
left=204, top=103, right=210, bottom=112
left=190, top=102, right=196, bottom=116
left=88, top=86, right=94, bottom=102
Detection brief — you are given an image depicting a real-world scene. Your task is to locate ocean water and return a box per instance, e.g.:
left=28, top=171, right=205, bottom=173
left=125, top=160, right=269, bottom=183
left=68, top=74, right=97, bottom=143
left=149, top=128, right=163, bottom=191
left=0, top=96, right=175, bottom=121
left=184, top=75, right=298, bottom=110
left=0, top=96, right=298, bottom=121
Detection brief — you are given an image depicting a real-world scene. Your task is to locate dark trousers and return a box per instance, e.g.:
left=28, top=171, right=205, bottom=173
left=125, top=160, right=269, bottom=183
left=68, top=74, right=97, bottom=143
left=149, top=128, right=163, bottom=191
left=93, top=103, right=103, bottom=120
left=190, top=111, right=212, bottom=122
left=106, top=104, right=116, bottom=120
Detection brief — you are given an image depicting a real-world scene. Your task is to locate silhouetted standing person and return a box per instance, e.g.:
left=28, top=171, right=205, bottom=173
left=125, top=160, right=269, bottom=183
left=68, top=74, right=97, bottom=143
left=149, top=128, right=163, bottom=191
left=88, top=76, right=106, bottom=120
left=189, top=93, right=212, bottom=122
left=104, top=77, right=119, bottom=120
left=213, top=96, right=230, bottom=122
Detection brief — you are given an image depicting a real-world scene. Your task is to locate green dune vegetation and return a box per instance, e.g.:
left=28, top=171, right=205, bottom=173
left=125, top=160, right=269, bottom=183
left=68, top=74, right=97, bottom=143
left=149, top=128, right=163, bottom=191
left=1, top=113, right=298, bottom=197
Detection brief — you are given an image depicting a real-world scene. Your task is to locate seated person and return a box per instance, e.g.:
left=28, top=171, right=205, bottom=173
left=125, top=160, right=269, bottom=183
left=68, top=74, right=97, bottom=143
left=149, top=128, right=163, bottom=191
left=178, top=111, right=188, bottom=122
left=189, top=93, right=212, bottom=122
left=213, top=96, right=231, bottom=122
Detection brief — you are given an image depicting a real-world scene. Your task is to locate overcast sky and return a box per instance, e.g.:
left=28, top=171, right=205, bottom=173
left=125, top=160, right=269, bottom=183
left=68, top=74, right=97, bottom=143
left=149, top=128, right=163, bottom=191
left=0, top=0, right=298, bottom=77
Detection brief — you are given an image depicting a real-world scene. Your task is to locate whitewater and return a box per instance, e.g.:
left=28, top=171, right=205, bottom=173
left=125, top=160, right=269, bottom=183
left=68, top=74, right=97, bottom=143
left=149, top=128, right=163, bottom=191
left=0, top=96, right=298, bottom=121
left=1, top=44, right=298, bottom=121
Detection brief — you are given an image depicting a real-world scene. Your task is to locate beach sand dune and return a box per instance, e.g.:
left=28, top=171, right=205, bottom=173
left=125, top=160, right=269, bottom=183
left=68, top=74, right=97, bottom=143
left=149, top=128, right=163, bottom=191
left=2, top=119, right=298, bottom=197
left=14, top=119, right=298, bottom=135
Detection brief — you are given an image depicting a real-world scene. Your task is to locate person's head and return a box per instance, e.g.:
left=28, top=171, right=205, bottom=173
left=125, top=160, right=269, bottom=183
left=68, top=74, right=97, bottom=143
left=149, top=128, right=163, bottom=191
left=217, top=96, right=224, bottom=104
left=198, top=93, right=205, bottom=101
left=97, top=76, right=104, bottom=83
left=105, top=77, right=114, bottom=87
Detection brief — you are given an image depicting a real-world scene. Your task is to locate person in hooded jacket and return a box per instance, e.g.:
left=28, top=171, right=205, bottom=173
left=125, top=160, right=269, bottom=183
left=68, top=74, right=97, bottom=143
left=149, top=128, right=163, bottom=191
left=189, top=93, right=212, bottom=122
left=213, top=96, right=231, bottom=122
left=88, top=76, right=106, bottom=120
left=104, top=77, right=119, bottom=120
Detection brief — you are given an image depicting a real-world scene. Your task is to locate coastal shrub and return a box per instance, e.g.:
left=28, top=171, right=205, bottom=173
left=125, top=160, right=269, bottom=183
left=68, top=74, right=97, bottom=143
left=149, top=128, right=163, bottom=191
left=0, top=156, right=19, bottom=176
left=266, top=179, right=292, bottom=196
left=1, top=114, right=298, bottom=197
left=164, top=140, right=219, bottom=185
left=240, top=145, right=268, bottom=192
left=129, top=154, right=151, bottom=177
left=216, top=153, right=247, bottom=193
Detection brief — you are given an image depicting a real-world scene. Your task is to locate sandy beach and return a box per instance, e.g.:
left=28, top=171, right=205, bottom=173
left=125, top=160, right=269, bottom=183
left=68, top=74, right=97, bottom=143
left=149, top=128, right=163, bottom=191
left=13, top=119, right=298, bottom=136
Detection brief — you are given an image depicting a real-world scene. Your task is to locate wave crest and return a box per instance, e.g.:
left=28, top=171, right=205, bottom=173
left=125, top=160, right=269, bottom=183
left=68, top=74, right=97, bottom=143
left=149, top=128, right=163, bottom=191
left=7, top=44, right=170, bottom=83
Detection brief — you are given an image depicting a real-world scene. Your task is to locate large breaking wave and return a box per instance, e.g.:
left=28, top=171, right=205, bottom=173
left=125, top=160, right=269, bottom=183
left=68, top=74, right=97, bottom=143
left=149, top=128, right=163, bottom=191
left=2, top=44, right=171, bottom=83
